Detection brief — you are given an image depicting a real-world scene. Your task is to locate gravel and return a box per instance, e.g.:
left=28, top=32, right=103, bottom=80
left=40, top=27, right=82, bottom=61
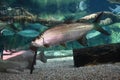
left=0, top=57, right=120, bottom=80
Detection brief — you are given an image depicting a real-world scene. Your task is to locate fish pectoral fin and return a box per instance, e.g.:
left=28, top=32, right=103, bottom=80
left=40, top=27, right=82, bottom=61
left=77, top=36, right=88, bottom=46
left=60, top=43, right=67, bottom=48
left=95, top=25, right=110, bottom=35
left=39, top=50, right=47, bottom=63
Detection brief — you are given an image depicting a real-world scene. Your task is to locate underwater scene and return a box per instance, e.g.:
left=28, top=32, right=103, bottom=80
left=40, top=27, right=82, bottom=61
left=0, top=0, right=120, bottom=56
left=0, top=0, right=120, bottom=79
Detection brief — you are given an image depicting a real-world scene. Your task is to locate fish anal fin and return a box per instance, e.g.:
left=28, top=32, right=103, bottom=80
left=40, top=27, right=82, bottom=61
left=77, top=36, right=88, bottom=46
left=60, top=43, right=66, bottom=47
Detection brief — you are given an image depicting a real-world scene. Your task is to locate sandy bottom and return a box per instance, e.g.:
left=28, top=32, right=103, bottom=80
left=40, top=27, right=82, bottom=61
left=0, top=57, right=120, bottom=80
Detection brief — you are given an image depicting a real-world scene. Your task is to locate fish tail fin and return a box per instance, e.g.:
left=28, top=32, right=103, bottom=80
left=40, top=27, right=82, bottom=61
left=93, top=12, right=110, bottom=35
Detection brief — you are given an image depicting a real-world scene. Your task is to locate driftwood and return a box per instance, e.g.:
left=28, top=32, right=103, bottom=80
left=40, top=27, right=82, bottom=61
left=73, top=43, right=120, bottom=67
left=0, top=7, right=63, bottom=29
left=0, top=7, right=120, bottom=30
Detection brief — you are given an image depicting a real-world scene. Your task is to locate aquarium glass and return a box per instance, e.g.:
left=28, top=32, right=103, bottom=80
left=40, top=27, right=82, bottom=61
left=0, top=0, right=120, bottom=57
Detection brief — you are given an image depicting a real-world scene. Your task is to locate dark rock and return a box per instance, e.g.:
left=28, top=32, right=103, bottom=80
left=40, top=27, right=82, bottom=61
left=73, top=43, right=120, bottom=67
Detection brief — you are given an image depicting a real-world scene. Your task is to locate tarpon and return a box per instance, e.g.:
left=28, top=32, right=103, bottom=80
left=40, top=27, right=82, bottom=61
left=29, top=12, right=110, bottom=73
left=31, top=12, right=110, bottom=49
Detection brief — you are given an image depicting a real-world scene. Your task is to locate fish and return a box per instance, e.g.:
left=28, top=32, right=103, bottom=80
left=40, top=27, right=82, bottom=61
left=109, top=5, right=120, bottom=14
left=26, top=23, right=47, bottom=32
left=31, top=12, right=110, bottom=48
left=77, top=0, right=87, bottom=11
left=29, top=12, right=110, bottom=73
left=17, top=29, right=39, bottom=37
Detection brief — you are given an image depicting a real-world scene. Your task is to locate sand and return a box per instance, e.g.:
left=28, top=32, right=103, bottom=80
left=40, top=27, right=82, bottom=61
left=0, top=57, right=120, bottom=80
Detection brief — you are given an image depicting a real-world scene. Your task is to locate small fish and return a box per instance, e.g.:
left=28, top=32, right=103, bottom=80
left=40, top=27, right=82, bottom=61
left=17, top=29, right=39, bottom=37
left=77, top=0, right=87, bottom=11
left=26, top=23, right=47, bottom=32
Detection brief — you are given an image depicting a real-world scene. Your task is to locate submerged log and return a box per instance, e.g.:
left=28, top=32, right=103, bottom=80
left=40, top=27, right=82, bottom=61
left=73, top=43, right=120, bottom=67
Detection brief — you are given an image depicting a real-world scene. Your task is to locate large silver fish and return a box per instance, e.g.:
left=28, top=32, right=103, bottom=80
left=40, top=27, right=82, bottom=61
left=31, top=12, right=110, bottom=48
left=29, top=12, right=110, bottom=74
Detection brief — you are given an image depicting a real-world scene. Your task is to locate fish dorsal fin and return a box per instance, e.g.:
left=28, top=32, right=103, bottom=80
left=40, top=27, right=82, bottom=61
left=94, top=24, right=110, bottom=35
left=93, top=12, right=103, bottom=23
left=77, top=36, right=88, bottom=46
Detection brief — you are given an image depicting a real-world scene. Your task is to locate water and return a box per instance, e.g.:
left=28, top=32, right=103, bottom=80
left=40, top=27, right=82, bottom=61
left=0, top=0, right=120, bottom=57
